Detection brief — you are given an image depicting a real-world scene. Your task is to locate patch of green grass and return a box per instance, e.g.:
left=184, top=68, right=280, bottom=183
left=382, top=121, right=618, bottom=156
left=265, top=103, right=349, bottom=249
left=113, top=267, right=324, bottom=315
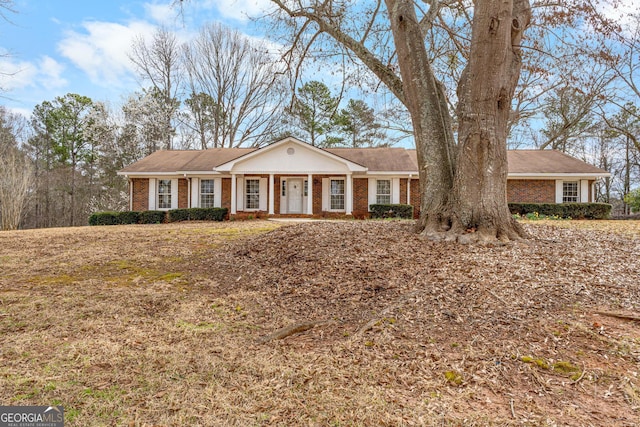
left=521, top=356, right=549, bottom=370
left=444, top=370, right=463, bottom=386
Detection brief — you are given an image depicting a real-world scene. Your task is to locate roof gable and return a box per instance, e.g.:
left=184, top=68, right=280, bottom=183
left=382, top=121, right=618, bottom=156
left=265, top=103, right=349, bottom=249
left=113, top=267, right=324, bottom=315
left=214, top=137, right=368, bottom=173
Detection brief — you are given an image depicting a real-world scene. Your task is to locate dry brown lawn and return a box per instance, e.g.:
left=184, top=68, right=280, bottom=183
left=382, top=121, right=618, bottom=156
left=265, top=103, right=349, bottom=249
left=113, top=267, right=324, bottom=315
left=0, top=219, right=638, bottom=426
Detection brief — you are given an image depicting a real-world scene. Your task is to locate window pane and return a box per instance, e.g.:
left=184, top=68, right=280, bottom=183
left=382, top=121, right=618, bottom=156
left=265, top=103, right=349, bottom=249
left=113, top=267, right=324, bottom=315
left=200, top=179, right=215, bottom=208
left=376, top=179, right=391, bottom=204
left=563, top=182, right=578, bottom=203
left=246, top=179, right=260, bottom=210
left=330, top=179, right=345, bottom=210
left=158, top=180, right=171, bottom=209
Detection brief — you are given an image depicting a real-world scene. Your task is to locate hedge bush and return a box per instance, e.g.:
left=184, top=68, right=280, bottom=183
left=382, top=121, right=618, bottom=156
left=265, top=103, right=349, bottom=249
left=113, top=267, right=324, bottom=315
left=90, top=208, right=229, bottom=226
left=508, top=203, right=612, bottom=220
left=167, top=209, right=191, bottom=223
left=369, top=204, right=414, bottom=219
left=166, top=207, right=227, bottom=222
left=187, top=207, right=228, bottom=221
left=139, top=210, right=166, bottom=224
left=117, top=211, right=141, bottom=224
left=89, top=211, right=119, bottom=226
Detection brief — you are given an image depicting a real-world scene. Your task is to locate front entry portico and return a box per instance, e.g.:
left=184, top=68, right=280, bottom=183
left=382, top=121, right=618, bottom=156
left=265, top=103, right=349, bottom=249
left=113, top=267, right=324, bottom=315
left=219, top=138, right=366, bottom=216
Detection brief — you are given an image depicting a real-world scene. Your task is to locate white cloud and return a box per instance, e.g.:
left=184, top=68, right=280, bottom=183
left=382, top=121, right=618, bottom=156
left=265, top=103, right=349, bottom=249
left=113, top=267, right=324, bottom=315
left=57, top=20, right=156, bottom=87
left=0, top=57, right=38, bottom=91
left=144, top=3, right=177, bottom=25
left=598, top=2, right=639, bottom=33
left=199, top=0, right=273, bottom=22
left=38, top=56, right=67, bottom=90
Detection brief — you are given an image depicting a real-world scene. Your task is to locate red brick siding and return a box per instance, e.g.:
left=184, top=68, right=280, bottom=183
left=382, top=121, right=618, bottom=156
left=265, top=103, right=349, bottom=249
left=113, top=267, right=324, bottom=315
left=353, top=178, right=369, bottom=217
left=274, top=176, right=281, bottom=213
left=312, top=175, right=327, bottom=214
left=507, top=180, right=555, bottom=203
left=132, top=178, right=149, bottom=211
left=410, top=179, right=420, bottom=219
left=178, top=179, right=188, bottom=208
left=221, top=178, right=231, bottom=211
left=400, top=179, right=408, bottom=204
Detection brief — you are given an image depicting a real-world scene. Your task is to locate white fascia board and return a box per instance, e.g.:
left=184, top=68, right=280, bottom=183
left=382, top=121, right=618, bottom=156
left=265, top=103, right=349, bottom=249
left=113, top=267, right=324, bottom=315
left=366, top=171, right=418, bottom=176
left=508, top=173, right=610, bottom=179
left=214, top=137, right=367, bottom=173
left=117, top=172, right=182, bottom=177
left=176, top=170, right=222, bottom=175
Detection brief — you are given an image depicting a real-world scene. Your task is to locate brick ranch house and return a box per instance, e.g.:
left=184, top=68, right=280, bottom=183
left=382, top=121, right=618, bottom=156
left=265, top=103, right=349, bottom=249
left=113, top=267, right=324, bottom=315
left=117, top=137, right=610, bottom=219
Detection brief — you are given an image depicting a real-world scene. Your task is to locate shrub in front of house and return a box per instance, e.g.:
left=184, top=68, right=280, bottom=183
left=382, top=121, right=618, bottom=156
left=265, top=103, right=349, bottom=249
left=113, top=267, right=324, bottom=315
left=89, top=211, right=119, bottom=226
left=167, top=207, right=228, bottom=222
left=89, top=211, right=141, bottom=226
left=187, top=207, right=228, bottom=221
left=167, top=209, right=191, bottom=222
left=509, top=203, right=611, bottom=220
left=138, top=210, right=166, bottom=224
left=369, top=204, right=414, bottom=219
left=117, top=211, right=141, bottom=224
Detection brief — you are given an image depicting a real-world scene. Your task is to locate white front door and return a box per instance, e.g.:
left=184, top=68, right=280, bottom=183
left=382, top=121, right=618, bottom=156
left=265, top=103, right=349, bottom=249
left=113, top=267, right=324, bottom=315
left=288, top=179, right=303, bottom=213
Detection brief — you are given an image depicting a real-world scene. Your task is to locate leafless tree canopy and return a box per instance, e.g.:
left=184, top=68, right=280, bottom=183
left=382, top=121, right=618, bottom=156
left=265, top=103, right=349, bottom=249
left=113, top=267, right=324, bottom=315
left=182, top=22, right=287, bottom=148
left=129, top=28, right=183, bottom=149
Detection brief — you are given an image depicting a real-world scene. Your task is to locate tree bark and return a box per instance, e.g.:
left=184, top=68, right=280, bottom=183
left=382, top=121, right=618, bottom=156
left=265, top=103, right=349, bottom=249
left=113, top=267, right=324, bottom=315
left=449, top=0, right=531, bottom=243
left=385, top=0, right=456, bottom=235
left=387, top=0, right=530, bottom=243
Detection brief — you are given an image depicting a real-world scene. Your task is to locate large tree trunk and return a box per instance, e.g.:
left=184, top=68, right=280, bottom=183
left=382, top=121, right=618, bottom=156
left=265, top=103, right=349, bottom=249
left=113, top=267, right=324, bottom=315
left=385, top=0, right=456, bottom=234
left=388, top=0, right=530, bottom=243
left=449, top=0, right=531, bottom=243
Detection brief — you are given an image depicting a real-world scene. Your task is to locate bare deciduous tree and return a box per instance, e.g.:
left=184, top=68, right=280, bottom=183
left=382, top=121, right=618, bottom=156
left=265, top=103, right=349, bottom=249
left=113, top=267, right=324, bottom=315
left=269, top=0, right=531, bottom=242
left=129, top=27, right=182, bottom=149
left=182, top=22, right=286, bottom=148
left=0, top=106, right=33, bottom=230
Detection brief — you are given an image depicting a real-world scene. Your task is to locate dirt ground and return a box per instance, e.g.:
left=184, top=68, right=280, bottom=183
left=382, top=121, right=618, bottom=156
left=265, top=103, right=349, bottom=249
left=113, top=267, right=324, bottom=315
left=0, top=219, right=638, bottom=426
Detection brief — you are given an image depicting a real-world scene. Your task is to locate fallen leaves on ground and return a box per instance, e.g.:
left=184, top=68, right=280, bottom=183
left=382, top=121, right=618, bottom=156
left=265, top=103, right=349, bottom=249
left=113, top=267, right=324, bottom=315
left=0, top=220, right=638, bottom=426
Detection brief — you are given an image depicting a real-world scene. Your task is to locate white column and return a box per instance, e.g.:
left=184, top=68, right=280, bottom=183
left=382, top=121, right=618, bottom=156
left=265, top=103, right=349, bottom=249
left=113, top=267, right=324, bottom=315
left=269, top=174, right=275, bottom=215
left=307, top=174, right=313, bottom=215
left=555, top=180, right=563, bottom=203
left=580, top=180, right=589, bottom=203
left=407, top=177, right=411, bottom=205
left=231, top=174, right=237, bottom=214
left=128, top=178, right=133, bottom=211
left=346, top=174, right=353, bottom=215
left=187, top=177, right=191, bottom=208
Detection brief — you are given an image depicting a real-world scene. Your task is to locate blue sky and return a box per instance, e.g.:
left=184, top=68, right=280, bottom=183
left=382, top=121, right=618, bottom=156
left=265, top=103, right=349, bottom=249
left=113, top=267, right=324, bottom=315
left=0, top=0, right=271, bottom=117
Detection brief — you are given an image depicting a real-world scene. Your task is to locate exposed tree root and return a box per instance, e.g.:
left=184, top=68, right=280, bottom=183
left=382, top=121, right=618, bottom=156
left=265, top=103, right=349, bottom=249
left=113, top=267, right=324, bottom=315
left=257, top=320, right=332, bottom=344
left=595, top=310, right=640, bottom=322
left=354, top=290, right=423, bottom=336
left=420, top=215, right=528, bottom=244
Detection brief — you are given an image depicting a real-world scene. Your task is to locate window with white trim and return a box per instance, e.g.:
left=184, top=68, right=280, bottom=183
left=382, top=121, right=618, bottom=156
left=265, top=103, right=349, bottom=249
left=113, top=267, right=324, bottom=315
left=158, top=179, right=172, bottom=209
left=376, top=179, right=391, bottom=204
left=563, top=181, right=579, bottom=203
left=245, top=178, right=260, bottom=210
left=330, top=179, right=345, bottom=210
left=200, top=179, right=215, bottom=208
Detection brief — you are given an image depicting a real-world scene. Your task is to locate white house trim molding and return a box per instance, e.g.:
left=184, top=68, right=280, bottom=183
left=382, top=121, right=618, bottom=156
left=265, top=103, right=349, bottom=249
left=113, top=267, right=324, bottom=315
left=580, top=179, right=589, bottom=203
left=148, top=178, right=156, bottom=210
left=307, top=174, right=313, bottom=215
left=346, top=174, right=353, bottom=215
left=269, top=174, right=275, bottom=215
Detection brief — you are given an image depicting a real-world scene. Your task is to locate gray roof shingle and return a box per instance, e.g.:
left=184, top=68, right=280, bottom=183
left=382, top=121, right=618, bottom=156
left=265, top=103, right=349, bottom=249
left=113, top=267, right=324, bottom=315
left=119, top=146, right=607, bottom=176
